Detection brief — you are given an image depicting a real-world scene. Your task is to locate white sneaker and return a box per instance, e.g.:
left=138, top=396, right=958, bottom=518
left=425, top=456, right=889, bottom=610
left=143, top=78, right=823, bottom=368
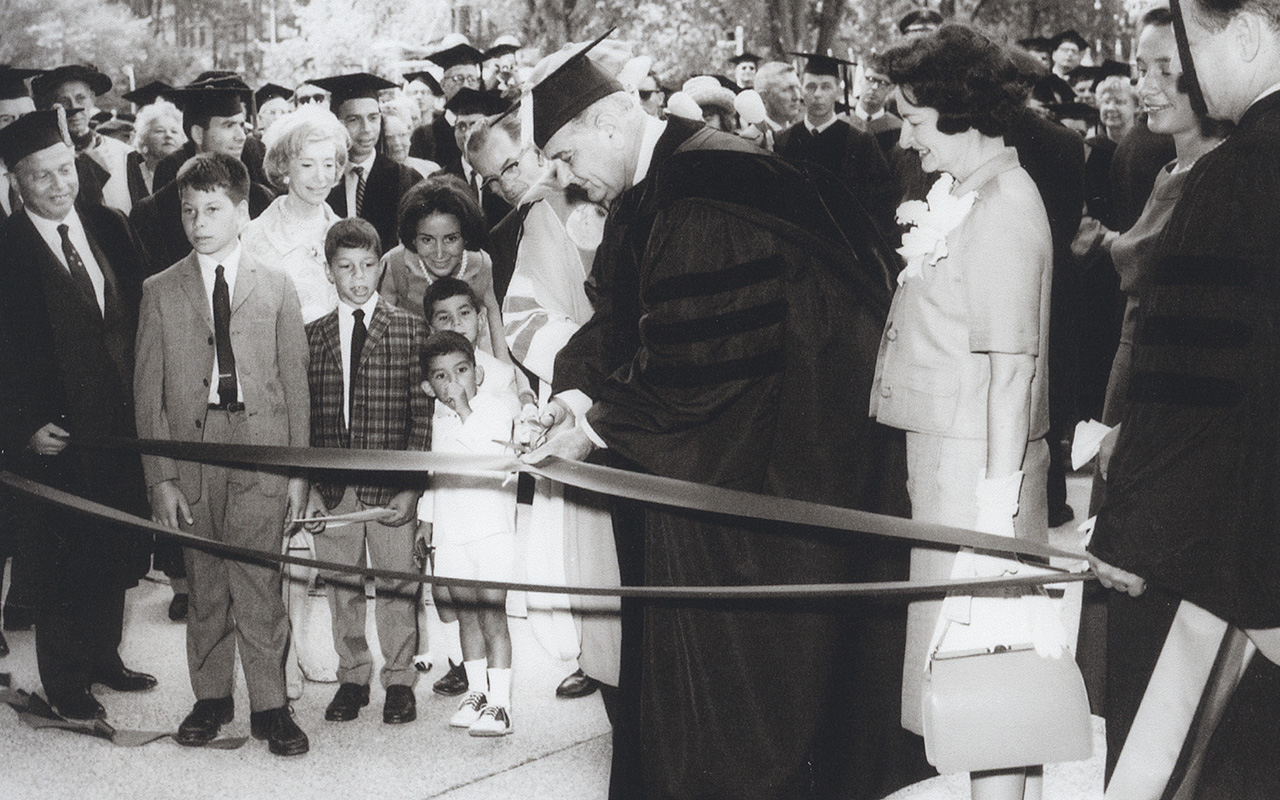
left=468, top=704, right=513, bottom=737
left=449, top=691, right=487, bottom=728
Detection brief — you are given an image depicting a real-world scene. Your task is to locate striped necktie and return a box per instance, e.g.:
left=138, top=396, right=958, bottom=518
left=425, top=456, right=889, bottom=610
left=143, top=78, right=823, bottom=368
left=353, top=166, right=366, bottom=216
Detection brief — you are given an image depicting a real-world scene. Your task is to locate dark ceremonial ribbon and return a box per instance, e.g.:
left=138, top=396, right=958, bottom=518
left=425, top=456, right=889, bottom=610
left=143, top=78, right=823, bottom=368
left=1169, top=0, right=1209, bottom=117
left=0, top=471, right=1091, bottom=599
left=71, top=435, right=1089, bottom=562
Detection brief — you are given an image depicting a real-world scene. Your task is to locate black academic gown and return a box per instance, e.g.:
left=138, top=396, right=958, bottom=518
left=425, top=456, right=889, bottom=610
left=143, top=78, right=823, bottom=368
left=409, top=115, right=460, bottom=172
left=325, top=154, right=422, bottom=254
left=0, top=204, right=151, bottom=700
left=774, top=117, right=897, bottom=237
left=151, top=137, right=270, bottom=191
left=487, top=202, right=532, bottom=304
left=1089, top=90, right=1280, bottom=800
left=129, top=176, right=275, bottom=276
left=554, top=117, right=923, bottom=800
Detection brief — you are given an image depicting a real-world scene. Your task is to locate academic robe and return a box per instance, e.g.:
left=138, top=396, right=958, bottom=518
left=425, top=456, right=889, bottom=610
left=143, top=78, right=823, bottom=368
left=1090, top=90, right=1280, bottom=800
left=863, top=111, right=904, bottom=155
left=774, top=117, right=897, bottom=236
left=129, top=176, right=275, bottom=276
left=325, top=153, right=422, bottom=254
left=554, top=116, right=924, bottom=800
left=0, top=204, right=151, bottom=699
left=151, top=137, right=270, bottom=191
left=409, top=115, right=461, bottom=173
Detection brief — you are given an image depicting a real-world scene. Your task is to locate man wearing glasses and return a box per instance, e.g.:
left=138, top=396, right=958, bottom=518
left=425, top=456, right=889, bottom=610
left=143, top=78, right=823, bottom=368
left=636, top=73, right=666, bottom=118
left=409, top=43, right=486, bottom=171
left=852, top=55, right=901, bottom=155
left=292, top=82, right=330, bottom=111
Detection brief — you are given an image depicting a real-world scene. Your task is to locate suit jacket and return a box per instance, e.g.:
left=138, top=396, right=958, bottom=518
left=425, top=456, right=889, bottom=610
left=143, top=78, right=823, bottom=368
left=133, top=249, right=310, bottom=500
left=863, top=112, right=904, bottom=155
left=126, top=150, right=150, bottom=206
left=775, top=118, right=897, bottom=236
left=0, top=205, right=149, bottom=577
left=305, top=300, right=431, bottom=508
left=130, top=177, right=275, bottom=277
left=326, top=154, right=422, bottom=254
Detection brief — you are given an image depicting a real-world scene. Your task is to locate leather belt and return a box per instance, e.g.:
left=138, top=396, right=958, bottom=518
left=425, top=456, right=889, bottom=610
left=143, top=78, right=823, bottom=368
left=207, top=402, right=246, bottom=412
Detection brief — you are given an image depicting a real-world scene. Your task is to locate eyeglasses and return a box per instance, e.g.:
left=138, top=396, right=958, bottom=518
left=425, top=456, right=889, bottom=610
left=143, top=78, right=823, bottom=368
left=863, top=76, right=892, bottom=89
left=295, top=93, right=326, bottom=105
left=443, top=74, right=482, bottom=88
left=481, top=150, right=535, bottom=191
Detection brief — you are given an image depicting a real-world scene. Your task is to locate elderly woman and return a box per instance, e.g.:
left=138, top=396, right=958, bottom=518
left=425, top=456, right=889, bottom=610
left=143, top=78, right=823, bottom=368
left=381, top=96, right=440, bottom=179
left=128, top=99, right=185, bottom=201
left=874, top=24, right=1078, bottom=800
left=242, top=106, right=347, bottom=324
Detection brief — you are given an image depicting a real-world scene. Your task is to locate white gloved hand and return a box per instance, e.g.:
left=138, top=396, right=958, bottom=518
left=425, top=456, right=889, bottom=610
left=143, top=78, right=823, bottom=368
left=973, top=469, right=1023, bottom=539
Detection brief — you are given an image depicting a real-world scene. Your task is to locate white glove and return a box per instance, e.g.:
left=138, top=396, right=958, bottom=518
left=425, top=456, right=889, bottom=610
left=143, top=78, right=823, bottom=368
left=973, top=469, right=1022, bottom=539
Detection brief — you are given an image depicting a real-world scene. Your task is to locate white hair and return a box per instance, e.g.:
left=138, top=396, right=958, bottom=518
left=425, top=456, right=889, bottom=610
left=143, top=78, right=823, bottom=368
left=131, top=99, right=184, bottom=151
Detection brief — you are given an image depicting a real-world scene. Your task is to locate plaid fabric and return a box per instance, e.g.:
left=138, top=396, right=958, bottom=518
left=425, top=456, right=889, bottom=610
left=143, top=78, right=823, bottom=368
left=306, top=300, right=431, bottom=508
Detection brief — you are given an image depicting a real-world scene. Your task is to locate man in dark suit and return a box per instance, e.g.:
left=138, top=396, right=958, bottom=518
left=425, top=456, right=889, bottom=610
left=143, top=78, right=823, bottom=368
left=409, top=43, right=485, bottom=170
left=312, top=73, right=422, bottom=253
left=852, top=56, right=903, bottom=156
left=0, top=109, right=155, bottom=720
left=129, top=79, right=274, bottom=276
left=440, top=87, right=513, bottom=229
left=775, top=53, right=897, bottom=236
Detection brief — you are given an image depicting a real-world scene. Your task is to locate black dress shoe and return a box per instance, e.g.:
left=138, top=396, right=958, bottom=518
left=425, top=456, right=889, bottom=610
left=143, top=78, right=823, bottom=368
left=382, top=685, right=417, bottom=724
left=0, top=629, right=8, bottom=658
left=92, top=666, right=158, bottom=692
left=324, top=682, right=369, bottom=722
left=167, top=593, right=189, bottom=622
left=250, top=706, right=309, bottom=756
left=49, top=689, right=106, bottom=721
left=2, top=605, right=34, bottom=631
left=432, top=659, right=468, bottom=696
left=176, top=697, right=234, bottom=746
left=555, top=668, right=600, bottom=699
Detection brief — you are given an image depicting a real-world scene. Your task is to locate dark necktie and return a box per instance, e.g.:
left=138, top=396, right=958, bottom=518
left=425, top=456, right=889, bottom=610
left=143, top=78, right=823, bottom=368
left=353, top=166, right=366, bottom=216
left=349, top=308, right=367, bottom=427
left=213, top=265, right=238, bottom=405
left=57, top=223, right=99, bottom=314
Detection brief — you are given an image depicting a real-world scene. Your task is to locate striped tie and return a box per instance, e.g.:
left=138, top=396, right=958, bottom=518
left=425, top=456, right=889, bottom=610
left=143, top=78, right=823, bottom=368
left=353, top=166, right=366, bottom=216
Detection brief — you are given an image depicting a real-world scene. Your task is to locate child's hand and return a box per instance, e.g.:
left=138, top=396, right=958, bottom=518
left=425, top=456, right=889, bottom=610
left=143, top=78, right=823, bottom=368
left=301, top=486, right=329, bottom=534
left=513, top=403, right=547, bottom=453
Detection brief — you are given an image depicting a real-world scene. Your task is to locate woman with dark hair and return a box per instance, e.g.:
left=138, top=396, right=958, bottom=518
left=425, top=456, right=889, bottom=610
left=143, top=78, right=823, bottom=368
left=873, top=24, right=1080, bottom=800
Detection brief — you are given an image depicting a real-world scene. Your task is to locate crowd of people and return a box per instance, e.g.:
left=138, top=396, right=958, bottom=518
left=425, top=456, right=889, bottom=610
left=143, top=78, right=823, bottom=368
left=1, top=0, right=1279, bottom=798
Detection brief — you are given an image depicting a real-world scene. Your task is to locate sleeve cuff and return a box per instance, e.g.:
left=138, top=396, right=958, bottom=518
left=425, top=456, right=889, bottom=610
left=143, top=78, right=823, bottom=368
left=556, top=389, right=593, bottom=421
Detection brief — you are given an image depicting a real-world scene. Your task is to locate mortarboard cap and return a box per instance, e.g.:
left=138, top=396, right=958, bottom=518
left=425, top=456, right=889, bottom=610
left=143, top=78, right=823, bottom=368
left=527, top=29, right=624, bottom=149
left=485, top=35, right=522, bottom=60
left=898, top=9, right=944, bottom=35
left=1051, top=30, right=1090, bottom=52
left=1017, top=37, right=1053, bottom=54
left=729, top=52, right=761, bottom=65
left=173, top=76, right=252, bottom=122
left=1095, top=59, right=1132, bottom=81
left=194, top=70, right=239, bottom=83
left=308, top=72, right=398, bottom=111
left=122, top=80, right=173, bottom=106
left=0, top=66, right=43, bottom=102
left=790, top=52, right=855, bottom=79
left=255, top=83, right=293, bottom=107
left=32, top=64, right=112, bottom=104
left=444, top=87, right=512, bottom=116
left=403, top=71, right=443, bottom=96
left=1069, top=66, right=1101, bottom=85
left=426, top=43, right=486, bottom=71
left=0, top=106, right=72, bottom=169
left=1049, top=101, right=1100, bottom=126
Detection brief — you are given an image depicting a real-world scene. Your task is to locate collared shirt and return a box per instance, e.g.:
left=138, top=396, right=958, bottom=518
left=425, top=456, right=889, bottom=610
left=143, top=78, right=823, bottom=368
left=26, top=207, right=106, bottom=314
left=338, top=293, right=380, bottom=427
left=344, top=153, right=376, bottom=219
left=0, top=167, right=13, bottom=216
left=804, top=114, right=839, bottom=136
left=854, top=106, right=885, bottom=123
left=196, top=243, right=245, bottom=403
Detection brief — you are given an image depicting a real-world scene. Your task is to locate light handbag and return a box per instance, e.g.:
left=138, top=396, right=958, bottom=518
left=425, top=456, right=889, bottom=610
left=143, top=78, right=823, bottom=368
left=921, top=642, right=1092, bottom=774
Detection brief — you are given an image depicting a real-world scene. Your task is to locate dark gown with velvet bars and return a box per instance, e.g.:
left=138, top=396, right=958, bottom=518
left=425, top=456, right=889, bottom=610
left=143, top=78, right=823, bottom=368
left=1090, top=91, right=1280, bottom=799
left=555, top=117, right=926, bottom=800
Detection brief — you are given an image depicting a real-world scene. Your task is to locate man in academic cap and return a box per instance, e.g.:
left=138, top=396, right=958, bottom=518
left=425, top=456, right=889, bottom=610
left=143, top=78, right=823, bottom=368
left=852, top=53, right=903, bottom=155
left=1087, top=1, right=1280, bottom=797
left=521, top=33, right=923, bottom=800
left=129, top=78, right=275, bottom=276
left=403, top=70, right=442, bottom=126
left=410, top=43, right=486, bottom=167
left=728, top=51, right=760, bottom=90
left=312, top=72, right=422, bottom=252
left=150, top=74, right=270, bottom=191
left=441, top=87, right=513, bottom=227
left=775, top=53, right=896, bottom=236
left=0, top=67, right=41, bottom=216
left=1051, top=29, right=1090, bottom=82
left=0, top=108, right=155, bottom=719
left=33, top=65, right=136, bottom=214
left=484, top=35, right=523, bottom=97
left=254, top=83, right=293, bottom=137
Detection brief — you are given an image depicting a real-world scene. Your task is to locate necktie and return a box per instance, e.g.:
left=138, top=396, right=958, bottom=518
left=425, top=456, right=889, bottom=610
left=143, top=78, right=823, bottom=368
left=57, top=223, right=99, bottom=314
left=349, top=308, right=367, bottom=427
left=213, top=265, right=238, bottom=406
left=353, top=166, right=366, bottom=216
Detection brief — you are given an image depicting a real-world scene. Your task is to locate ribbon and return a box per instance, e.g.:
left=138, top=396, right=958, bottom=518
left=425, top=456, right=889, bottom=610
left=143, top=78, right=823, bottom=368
left=1170, top=0, right=1209, bottom=117
left=1, top=470, right=1090, bottom=600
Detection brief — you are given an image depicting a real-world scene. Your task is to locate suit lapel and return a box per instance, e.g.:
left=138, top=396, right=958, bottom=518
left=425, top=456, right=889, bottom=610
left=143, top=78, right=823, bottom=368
left=179, top=254, right=214, bottom=333
left=19, top=211, right=101, bottom=320
left=319, top=310, right=343, bottom=379
left=231, top=255, right=258, bottom=314
left=81, top=213, right=122, bottom=319
left=358, top=301, right=392, bottom=373
left=327, top=181, right=348, bottom=217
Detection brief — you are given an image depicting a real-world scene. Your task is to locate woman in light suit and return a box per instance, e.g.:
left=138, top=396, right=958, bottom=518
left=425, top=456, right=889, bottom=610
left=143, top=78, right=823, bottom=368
left=871, top=24, right=1066, bottom=800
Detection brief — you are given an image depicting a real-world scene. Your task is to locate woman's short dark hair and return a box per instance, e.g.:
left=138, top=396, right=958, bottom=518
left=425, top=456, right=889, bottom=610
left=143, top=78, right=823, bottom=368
left=1138, top=6, right=1236, bottom=139
left=880, top=23, right=1027, bottom=137
left=396, top=176, right=487, bottom=250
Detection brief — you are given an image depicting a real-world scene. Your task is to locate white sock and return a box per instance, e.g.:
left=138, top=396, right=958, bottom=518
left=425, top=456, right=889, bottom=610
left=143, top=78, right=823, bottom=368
left=463, top=659, right=489, bottom=694
left=441, top=620, right=463, bottom=663
left=487, top=668, right=512, bottom=709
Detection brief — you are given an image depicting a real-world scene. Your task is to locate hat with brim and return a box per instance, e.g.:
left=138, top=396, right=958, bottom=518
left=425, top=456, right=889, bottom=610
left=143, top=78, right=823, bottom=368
left=0, top=107, right=72, bottom=169
left=898, top=9, right=943, bottom=35
left=122, top=80, right=173, bottom=106
left=308, top=72, right=398, bottom=111
left=485, top=35, right=522, bottom=60
left=404, top=71, right=443, bottom=96
left=526, top=29, right=624, bottom=149
left=33, top=64, right=112, bottom=103
left=1051, top=30, right=1090, bottom=52
left=682, top=76, right=736, bottom=116
left=0, top=66, right=44, bottom=102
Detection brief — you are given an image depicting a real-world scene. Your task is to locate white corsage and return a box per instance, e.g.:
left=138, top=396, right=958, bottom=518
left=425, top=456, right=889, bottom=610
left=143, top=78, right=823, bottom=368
left=894, top=174, right=978, bottom=285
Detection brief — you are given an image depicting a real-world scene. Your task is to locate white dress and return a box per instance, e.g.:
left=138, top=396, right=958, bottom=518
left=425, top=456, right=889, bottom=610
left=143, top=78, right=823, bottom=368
left=241, top=196, right=340, bottom=324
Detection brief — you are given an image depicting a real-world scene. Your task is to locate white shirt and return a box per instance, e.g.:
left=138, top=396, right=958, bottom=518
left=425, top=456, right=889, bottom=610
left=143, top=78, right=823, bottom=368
left=804, top=114, right=839, bottom=135
left=422, top=392, right=520, bottom=545
left=338, top=293, right=380, bottom=427
left=196, top=243, right=245, bottom=403
left=26, top=207, right=106, bottom=314
left=0, top=167, right=13, bottom=216
left=854, top=106, right=885, bottom=123
left=344, top=153, right=376, bottom=219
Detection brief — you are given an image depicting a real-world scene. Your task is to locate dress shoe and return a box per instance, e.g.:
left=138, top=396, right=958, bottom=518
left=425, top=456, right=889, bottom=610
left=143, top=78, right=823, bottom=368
left=0, top=629, right=8, bottom=657
left=449, top=691, right=487, bottom=728
left=383, top=684, right=417, bottom=724
left=3, top=605, right=34, bottom=631
left=324, top=682, right=369, bottom=722
left=432, top=659, right=468, bottom=696
left=469, top=704, right=512, bottom=737
left=250, top=706, right=310, bottom=756
left=175, top=697, right=234, bottom=746
left=92, top=666, right=158, bottom=692
left=555, top=668, right=599, bottom=699
left=167, top=593, right=189, bottom=622
left=49, top=689, right=106, bottom=721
